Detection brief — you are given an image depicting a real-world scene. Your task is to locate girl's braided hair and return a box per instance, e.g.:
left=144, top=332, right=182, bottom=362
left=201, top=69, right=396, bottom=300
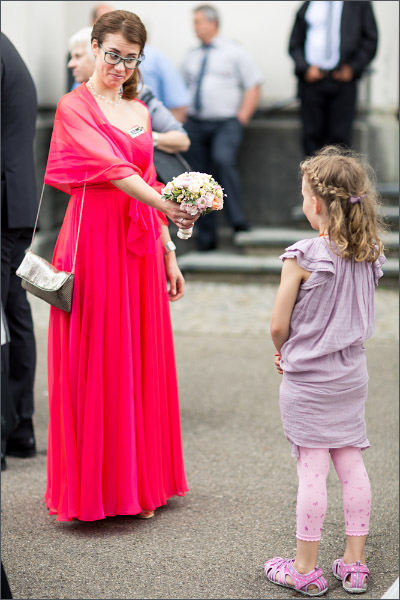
left=300, top=146, right=385, bottom=262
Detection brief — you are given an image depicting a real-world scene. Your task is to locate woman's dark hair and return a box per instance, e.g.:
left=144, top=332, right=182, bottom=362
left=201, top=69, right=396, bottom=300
left=91, top=10, right=146, bottom=100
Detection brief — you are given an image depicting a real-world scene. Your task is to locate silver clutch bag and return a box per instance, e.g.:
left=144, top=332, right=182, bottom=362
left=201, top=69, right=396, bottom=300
left=16, top=251, right=75, bottom=312
left=16, top=182, right=86, bottom=313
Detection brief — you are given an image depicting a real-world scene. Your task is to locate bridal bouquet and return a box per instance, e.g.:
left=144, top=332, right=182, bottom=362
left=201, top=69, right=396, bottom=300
left=161, top=171, right=224, bottom=239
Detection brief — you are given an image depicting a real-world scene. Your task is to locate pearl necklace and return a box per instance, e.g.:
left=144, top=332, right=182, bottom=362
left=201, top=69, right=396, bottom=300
left=87, top=78, right=123, bottom=107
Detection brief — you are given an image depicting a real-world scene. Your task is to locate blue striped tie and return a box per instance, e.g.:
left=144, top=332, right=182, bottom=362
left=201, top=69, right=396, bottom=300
left=194, top=44, right=211, bottom=113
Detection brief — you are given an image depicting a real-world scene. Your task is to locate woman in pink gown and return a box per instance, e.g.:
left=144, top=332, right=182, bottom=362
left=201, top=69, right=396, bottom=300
left=43, top=10, right=198, bottom=521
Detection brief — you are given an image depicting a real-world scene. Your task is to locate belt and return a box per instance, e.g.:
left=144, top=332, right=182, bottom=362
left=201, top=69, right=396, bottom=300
left=319, top=69, right=336, bottom=77
left=188, top=115, right=236, bottom=123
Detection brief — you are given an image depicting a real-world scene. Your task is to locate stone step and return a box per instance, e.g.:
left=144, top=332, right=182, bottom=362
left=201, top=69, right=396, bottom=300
left=377, top=183, right=399, bottom=204
left=234, top=227, right=398, bottom=254
left=33, top=228, right=398, bottom=285
left=177, top=250, right=398, bottom=283
left=291, top=203, right=399, bottom=228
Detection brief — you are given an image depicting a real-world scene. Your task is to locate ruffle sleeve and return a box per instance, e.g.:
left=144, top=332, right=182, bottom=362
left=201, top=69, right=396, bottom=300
left=372, top=253, right=386, bottom=287
left=280, top=237, right=335, bottom=289
left=44, top=90, right=142, bottom=194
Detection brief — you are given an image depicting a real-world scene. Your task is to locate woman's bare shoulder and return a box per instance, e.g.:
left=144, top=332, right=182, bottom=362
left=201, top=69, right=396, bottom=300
left=132, top=98, right=149, bottom=116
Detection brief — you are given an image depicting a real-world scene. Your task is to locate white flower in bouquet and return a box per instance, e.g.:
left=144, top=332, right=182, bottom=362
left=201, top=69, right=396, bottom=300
left=161, top=172, right=225, bottom=239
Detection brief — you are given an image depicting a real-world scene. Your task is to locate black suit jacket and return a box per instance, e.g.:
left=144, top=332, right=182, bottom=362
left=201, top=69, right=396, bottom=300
left=288, top=1, right=378, bottom=79
left=1, top=33, right=38, bottom=229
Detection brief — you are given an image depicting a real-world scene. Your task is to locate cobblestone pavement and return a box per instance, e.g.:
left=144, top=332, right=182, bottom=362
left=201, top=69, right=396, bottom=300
left=170, top=281, right=399, bottom=341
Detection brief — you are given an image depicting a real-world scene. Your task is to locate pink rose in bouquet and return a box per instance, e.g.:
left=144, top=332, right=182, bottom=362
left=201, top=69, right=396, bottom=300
left=161, top=171, right=225, bottom=239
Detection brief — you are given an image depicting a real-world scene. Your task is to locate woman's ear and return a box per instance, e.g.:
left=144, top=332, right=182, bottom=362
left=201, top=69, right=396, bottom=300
left=92, top=39, right=98, bottom=57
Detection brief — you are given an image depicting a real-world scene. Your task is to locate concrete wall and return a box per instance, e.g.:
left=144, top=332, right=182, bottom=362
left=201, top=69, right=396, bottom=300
left=237, top=113, right=398, bottom=227
left=1, top=0, right=399, bottom=109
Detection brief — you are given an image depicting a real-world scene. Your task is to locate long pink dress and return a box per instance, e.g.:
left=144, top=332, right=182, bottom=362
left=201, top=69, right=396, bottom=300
left=43, top=83, right=188, bottom=521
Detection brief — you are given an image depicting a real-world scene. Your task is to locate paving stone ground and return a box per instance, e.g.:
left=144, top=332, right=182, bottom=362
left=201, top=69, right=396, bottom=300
left=1, top=281, right=398, bottom=600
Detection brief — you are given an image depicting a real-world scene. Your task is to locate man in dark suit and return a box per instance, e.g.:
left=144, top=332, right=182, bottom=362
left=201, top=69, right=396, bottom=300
left=1, top=33, right=38, bottom=468
left=288, top=1, right=378, bottom=156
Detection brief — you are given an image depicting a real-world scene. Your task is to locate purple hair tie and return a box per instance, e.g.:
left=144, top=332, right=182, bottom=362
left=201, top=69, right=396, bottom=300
left=349, top=194, right=366, bottom=204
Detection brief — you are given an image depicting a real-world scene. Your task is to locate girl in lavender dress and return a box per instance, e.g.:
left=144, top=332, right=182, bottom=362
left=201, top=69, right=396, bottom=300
left=264, top=146, right=386, bottom=597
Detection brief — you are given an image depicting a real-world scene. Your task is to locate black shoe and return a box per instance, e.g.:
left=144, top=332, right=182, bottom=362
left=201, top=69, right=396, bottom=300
left=6, top=437, right=36, bottom=458
left=1, top=453, right=6, bottom=471
left=233, top=224, right=250, bottom=233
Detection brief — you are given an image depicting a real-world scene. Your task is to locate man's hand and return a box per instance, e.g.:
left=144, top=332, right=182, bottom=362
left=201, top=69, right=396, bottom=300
left=304, top=65, right=324, bottom=83
left=236, top=111, right=249, bottom=126
left=236, top=84, right=261, bottom=126
left=332, top=64, right=354, bottom=82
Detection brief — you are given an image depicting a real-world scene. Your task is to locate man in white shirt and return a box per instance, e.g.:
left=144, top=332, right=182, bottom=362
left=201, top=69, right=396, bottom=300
left=182, top=4, right=263, bottom=251
left=289, top=1, right=378, bottom=156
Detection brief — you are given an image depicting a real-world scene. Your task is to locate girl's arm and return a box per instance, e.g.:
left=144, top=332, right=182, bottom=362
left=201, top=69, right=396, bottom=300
left=270, top=258, right=310, bottom=353
left=111, top=174, right=199, bottom=229
left=160, top=223, right=185, bottom=302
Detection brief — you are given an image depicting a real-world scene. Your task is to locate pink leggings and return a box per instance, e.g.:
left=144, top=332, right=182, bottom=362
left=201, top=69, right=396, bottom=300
left=296, top=447, right=371, bottom=542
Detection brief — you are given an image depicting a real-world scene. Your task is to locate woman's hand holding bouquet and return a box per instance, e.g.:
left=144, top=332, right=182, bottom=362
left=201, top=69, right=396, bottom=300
left=161, top=172, right=225, bottom=239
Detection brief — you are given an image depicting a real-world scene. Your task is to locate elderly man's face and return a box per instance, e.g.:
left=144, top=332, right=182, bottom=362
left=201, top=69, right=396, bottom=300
left=68, top=43, right=95, bottom=83
left=193, top=11, right=217, bottom=43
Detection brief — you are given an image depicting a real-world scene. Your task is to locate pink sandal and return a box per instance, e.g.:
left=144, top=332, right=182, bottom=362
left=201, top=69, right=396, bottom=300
left=332, top=558, right=370, bottom=594
left=264, top=557, right=328, bottom=597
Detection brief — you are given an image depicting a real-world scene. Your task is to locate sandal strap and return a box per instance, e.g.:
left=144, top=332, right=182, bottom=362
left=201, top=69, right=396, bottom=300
left=348, top=570, right=369, bottom=590
left=338, top=559, right=370, bottom=577
left=334, top=558, right=370, bottom=590
left=265, top=557, right=327, bottom=593
left=332, top=558, right=342, bottom=577
left=288, top=562, right=327, bottom=592
left=264, top=557, right=289, bottom=586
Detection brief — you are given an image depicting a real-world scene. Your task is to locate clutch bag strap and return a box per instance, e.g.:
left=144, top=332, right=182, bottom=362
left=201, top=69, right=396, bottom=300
left=29, top=180, right=86, bottom=274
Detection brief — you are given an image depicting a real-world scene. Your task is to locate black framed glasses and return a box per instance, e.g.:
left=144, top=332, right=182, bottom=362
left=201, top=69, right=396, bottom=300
left=100, top=44, right=143, bottom=70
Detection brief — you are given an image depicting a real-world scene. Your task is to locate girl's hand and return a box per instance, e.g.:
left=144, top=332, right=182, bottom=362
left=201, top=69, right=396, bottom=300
left=274, top=351, right=283, bottom=375
left=164, top=254, right=185, bottom=301
left=163, top=199, right=200, bottom=229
